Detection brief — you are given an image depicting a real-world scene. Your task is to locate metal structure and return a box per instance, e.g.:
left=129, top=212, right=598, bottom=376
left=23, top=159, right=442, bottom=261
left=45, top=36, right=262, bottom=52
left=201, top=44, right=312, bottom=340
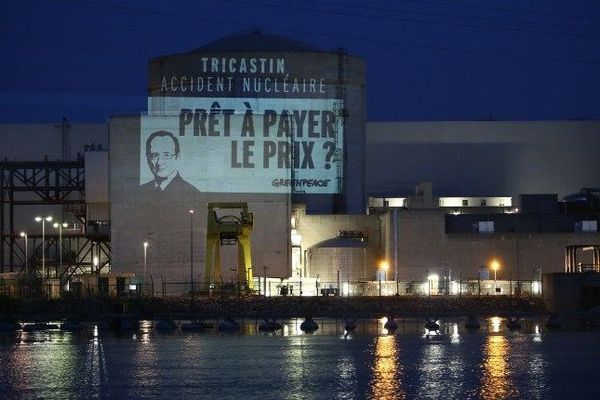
left=205, top=203, right=254, bottom=290
left=0, top=160, right=110, bottom=286
left=565, top=244, right=600, bottom=272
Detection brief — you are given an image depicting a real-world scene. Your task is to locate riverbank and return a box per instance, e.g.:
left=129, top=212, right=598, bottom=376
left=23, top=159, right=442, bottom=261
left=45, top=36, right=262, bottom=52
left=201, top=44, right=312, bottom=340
left=0, top=294, right=546, bottom=320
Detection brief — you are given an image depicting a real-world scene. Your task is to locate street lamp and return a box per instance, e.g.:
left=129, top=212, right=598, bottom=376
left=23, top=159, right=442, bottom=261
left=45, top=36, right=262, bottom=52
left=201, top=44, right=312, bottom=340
left=491, top=259, right=500, bottom=295
left=143, top=241, right=149, bottom=282
left=427, top=273, right=439, bottom=296
left=20, top=232, right=28, bottom=276
left=379, top=260, right=389, bottom=282
left=189, top=209, right=194, bottom=293
left=53, top=222, right=68, bottom=277
left=35, top=216, right=52, bottom=277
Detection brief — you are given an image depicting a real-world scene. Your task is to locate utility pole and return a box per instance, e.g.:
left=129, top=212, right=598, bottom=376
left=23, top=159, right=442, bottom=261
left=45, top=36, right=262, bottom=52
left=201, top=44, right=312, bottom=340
left=189, top=209, right=194, bottom=295
left=55, top=117, right=71, bottom=161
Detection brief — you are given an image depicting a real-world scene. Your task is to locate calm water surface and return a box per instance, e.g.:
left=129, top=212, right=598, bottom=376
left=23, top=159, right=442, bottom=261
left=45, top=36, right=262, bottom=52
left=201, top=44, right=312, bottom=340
left=1, top=317, right=599, bottom=399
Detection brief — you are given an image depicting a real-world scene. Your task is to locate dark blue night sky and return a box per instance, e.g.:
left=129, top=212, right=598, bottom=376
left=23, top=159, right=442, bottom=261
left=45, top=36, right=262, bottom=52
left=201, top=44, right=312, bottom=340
left=2, top=0, right=599, bottom=122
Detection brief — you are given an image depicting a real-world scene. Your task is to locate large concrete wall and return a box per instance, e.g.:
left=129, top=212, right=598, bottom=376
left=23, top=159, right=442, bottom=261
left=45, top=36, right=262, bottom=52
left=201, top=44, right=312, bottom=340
left=109, top=116, right=291, bottom=288
left=367, top=121, right=600, bottom=200
left=384, top=209, right=600, bottom=281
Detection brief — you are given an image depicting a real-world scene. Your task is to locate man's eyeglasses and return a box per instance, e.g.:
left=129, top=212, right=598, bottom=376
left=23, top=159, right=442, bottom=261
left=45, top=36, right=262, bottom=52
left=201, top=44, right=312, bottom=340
left=150, top=152, right=177, bottom=161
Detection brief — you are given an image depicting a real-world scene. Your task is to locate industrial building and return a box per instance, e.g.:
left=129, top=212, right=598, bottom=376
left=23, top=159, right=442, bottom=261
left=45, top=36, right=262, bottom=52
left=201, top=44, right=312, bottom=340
left=1, top=32, right=599, bottom=296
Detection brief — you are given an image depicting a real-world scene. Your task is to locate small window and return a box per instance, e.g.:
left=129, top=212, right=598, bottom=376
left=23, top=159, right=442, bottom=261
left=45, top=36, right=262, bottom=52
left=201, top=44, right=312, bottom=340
left=478, top=221, right=494, bottom=233
left=481, top=199, right=487, bottom=206
left=582, top=220, right=598, bottom=232
left=462, top=199, right=468, bottom=206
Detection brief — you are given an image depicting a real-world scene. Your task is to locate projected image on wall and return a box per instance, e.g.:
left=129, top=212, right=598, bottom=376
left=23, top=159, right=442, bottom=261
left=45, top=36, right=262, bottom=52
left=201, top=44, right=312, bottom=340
left=141, top=129, right=201, bottom=195
left=140, top=97, right=344, bottom=194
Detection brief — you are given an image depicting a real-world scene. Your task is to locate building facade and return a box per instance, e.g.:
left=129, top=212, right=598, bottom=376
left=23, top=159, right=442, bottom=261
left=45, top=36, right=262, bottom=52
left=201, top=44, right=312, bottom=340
left=1, top=32, right=599, bottom=292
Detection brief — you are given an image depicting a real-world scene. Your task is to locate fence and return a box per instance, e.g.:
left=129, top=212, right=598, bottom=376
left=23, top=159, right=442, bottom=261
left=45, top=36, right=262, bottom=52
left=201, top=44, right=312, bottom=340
left=66, top=276, right=545, bottom=299
left=0, top=274, right=543, bottom=299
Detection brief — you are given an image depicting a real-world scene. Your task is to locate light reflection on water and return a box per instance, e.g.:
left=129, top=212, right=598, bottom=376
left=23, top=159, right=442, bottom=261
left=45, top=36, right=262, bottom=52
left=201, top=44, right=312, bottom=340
left=451, top=323, right=460, bottom=344
left=480, top=334, right=518, bottom=399
left=369, top=335, right=403, bottom=400
left=0, top=317, right=596, bottom=399
left=132, top=325, right=158, bottom=399
left=84, top=331, right=108, bottom=396
left=490, top=316, right=502, bottom=333
left=416, top=333, right=466, bottom=399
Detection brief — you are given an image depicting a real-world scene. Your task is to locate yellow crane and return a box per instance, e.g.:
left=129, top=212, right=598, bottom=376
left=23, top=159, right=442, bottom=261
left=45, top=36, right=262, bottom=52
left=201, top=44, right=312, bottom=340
left=205, top=203, right=254, bottom=290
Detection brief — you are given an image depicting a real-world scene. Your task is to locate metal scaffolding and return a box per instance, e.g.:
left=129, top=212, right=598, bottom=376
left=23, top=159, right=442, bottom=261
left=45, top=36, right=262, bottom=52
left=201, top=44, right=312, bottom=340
left=0, top=159, right=109, bottom=281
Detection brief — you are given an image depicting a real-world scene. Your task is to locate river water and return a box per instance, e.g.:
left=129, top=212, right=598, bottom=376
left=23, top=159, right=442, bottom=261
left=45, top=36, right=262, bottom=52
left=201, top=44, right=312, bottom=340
left=1, top=317, right=598, bottom=399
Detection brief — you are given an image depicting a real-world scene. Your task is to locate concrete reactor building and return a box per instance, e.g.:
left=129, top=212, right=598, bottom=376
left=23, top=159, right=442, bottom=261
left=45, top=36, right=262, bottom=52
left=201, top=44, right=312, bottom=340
left=109, top=31, right=366, bottom=291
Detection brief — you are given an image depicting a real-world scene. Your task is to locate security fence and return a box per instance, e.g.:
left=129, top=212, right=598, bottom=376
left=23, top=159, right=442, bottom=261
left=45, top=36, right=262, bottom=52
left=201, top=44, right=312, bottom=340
left=0, top=273, right=543, bottom=299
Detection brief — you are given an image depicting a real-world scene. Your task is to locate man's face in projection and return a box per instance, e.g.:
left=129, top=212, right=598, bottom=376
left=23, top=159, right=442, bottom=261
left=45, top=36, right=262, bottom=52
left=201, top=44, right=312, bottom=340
left=148, top=135, right=178, bottom=179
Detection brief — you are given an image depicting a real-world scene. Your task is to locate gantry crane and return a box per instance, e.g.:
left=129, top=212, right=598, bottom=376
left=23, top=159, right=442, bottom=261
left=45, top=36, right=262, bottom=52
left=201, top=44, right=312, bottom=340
left=205, top=203, right=254, bottom=290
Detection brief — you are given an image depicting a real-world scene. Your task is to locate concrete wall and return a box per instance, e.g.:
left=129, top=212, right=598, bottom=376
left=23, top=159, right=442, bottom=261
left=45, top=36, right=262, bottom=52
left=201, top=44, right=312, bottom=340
left=367, top=121, right=600, bottom=200
left=445, top=213, right=600, bottom=234
left=384, top=208, right=600, bottom=282
left=543, top=273, right=600, bottom=313
left=109, top=116, right=291, bottom=288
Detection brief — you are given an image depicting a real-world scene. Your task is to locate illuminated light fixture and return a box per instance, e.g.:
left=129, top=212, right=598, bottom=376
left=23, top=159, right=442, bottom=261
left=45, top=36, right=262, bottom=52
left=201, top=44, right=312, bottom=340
left=53, top=222, right=69, bottom=277
left=450, top=280, right=459, bottom=295
left=378, top=260, right=389, bottom=281
left=342, top=282, right=349, bottom=296
left=426, top=274, right=439, bottom=296
left=143, top=241, right=149, bottom=283
left=20, top=232, right=28, bottom=275
left=490, top=259, right=500, bottom=294
left=35, top=215, right=53, bottom=277
left=290, top=229, right=302, bottom=246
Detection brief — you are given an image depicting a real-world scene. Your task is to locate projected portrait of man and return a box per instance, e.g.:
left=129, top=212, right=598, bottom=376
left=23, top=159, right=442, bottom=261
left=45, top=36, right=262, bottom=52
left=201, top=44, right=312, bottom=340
left=141, top=130, right=199, bottom=195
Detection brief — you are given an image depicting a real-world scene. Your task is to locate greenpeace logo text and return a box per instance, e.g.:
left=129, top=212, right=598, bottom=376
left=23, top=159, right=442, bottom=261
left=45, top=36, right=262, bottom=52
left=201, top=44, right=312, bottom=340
left=272, top=178, right=331, bottom=188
